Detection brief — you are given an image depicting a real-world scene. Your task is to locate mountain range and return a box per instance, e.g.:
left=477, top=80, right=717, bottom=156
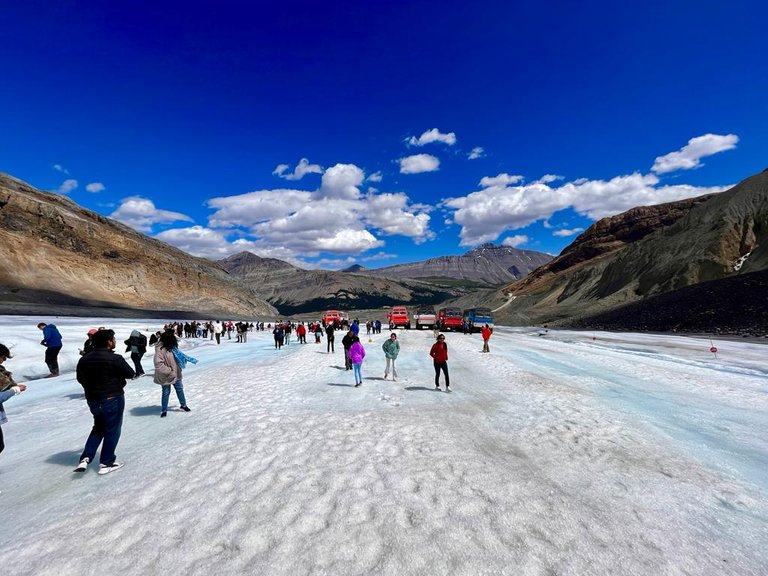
left=342, top=244, right=553, bottom=285
left=0, top=173, right=277, bottom=318
left=1, top=168, right=765, bottom=335
left=467, top=169, right=768, bottom=335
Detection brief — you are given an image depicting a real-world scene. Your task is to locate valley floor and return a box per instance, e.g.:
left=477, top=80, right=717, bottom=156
left=0, top=318, right=766, bottom=575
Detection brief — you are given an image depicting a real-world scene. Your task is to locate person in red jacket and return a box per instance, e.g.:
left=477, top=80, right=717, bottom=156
left=296, top=323, right=307, bottom=344
left=429, top=333, right=450, bottom=391
left=481, top=324, right=492, bottom=353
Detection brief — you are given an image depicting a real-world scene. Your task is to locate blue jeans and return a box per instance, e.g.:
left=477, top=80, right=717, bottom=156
left=353, top=363, right=363, bottom=384
left=161, top=380, right=187, bottom=411
left=81, top=395, right=125, bottom=466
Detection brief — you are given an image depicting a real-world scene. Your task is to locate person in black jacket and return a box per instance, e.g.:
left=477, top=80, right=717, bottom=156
left=74, top=329, right=135, bottom=475
left=341, top=330, right=359, bottom=371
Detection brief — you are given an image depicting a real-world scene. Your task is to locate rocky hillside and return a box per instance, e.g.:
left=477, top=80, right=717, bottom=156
left=0, top=173, right=277, bottom=318
left=219, top=252, right=462, bottom=314
left=361, top=243, right=552, bottom=285
left=486, top=169, right=768, bottom=332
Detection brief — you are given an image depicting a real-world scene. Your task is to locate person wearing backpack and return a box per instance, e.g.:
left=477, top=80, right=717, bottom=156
left=124, top=330, right=148, bottom=377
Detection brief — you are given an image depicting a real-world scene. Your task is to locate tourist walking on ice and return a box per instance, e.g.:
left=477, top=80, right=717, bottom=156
left=325, top=323, right=335, bottom=353
left=74, top=329, right=135, bottom=474
left=0, top=343, right=27, bottom=458
left=481, top=324, right=493, bottom=353
left=273, top=324, right=285, bottom=349
left=342, top=329, right=359, bottom=370
left=430, top=333, right=450, bottom=391
left=154, top=331, right=195, bottom=418
left=349, top=339, right=365, bottom=387
left=382, top=333, right=400, bottom=381
left=124, top=329, right=148, bottom=377
left=37, top=321, right=63, bottom=377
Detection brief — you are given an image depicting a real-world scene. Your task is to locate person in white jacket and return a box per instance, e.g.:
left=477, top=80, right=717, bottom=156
left=0, top=343, right=27, bottom=457
left=212, top=321, right=223, bottom=345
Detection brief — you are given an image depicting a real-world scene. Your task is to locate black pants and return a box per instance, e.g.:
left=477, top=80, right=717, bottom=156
left=327, top=338, right=334, bottom=353
left=130, top=352, right=145, bottom=376
left=434, top=362, right=449, bottom=387
left=45, top=345, right=62, bottom=374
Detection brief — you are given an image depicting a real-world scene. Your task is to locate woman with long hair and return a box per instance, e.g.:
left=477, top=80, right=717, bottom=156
left=153, top=331, right=196, bottom=417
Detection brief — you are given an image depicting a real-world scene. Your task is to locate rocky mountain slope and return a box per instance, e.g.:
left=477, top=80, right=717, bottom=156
left=219, top=252, right=462, bottom=314
left=361, top=243, right=552, bottom=284
left=485, top=169, right=768, bottom=333
left=0, top=173, right=277, bottom=318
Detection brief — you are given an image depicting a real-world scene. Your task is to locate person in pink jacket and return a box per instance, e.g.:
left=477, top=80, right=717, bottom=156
left=348, top=340, right=366, bottom=387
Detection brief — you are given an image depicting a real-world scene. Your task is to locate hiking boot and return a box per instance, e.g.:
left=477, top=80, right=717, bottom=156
left=180, top=405, right=191, bottom=412
left=161, top=411, right=167, bottom=418
left=74, top=457, right=90, bottom=472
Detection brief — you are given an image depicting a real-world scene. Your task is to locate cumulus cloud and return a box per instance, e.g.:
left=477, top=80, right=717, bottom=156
left=444, top=171, right=731, bottom=246
left=365, top=193, right=434, bottom=243
left=319, top=164, right=365, bottom=199
left=468, top=147, right=485, bottom=160
left=408, top=128, right=456, bottom=147
left=110, top=196, right=193, bottom=233
left=201, top=162, right=433, bottom=258
left=57, top=179, right=78, bottom=194
left=502, top=235, right=528, bottom=248
left=85, top=182, right=106, bottom=193
left=367, top=171, right=383, bottom=183
left=479, top=173, right=524, bottom=188
left=273, top=158, right=324, bottom=180
left=652, top=133, right=738, bottom=174
left=399, top=154, right=440, bottom=174
left=553, top=228, right=584, bottom=237
left=208, top=189, right=312, bottom=228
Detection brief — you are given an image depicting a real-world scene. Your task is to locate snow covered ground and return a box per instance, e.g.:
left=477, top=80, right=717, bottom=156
left=0, top=316, right=766, bottom=576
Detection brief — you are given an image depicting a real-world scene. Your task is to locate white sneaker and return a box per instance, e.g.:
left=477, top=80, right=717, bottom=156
left=74, top=457, right=90, bottom=472
left=98, top=462, right=124, bottom=475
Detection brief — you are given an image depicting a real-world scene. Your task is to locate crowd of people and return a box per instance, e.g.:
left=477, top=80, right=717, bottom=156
left=0, top=316, right=494, bottom=475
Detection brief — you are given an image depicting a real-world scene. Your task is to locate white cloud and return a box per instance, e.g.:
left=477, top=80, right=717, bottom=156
left=57, top=179, right=78, bottom=194
left=85, top=182, right=106, bottom=193
left=316, top=229, right=384, bottom=253
left=502, top=235, right=528, bottom=248
left=53, top=164, right=69, bottom=174
left=399, top=154, right=440, bottom=174
left=408, top=128, right=456, bottom=147
left=468, top=147, right=485, bottom=160
left=365, top=193, right=434, bottom=242
left=367, top=171, right=383, bottom=183
left=110, top=196, right=193, bottom=232
left=479, top=173, right=524, bottom=188
left=273, top=158, right=324, bottom=180
left=553, top=228, right=584, bottom=237
left=652, top=133, right=738, bottom=174
left=444, top=171, right=731, bottom=246
left=319, top=163, right=365, bottom=199
left=201, top=162, right=433, bottom=258
left=535, top=174, right=563, bottom=185
left=208, top=189, right=312, bottom=228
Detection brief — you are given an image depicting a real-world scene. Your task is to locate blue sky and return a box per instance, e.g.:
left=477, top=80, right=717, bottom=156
left=1, top=1, right=766, bottom=269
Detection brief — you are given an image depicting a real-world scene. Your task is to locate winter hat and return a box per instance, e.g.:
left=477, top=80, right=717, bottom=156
left=0, top=344, right=12, bottom=358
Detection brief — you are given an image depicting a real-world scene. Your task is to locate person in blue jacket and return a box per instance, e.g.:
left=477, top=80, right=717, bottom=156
left=37, top=322, right=63, bottom=377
